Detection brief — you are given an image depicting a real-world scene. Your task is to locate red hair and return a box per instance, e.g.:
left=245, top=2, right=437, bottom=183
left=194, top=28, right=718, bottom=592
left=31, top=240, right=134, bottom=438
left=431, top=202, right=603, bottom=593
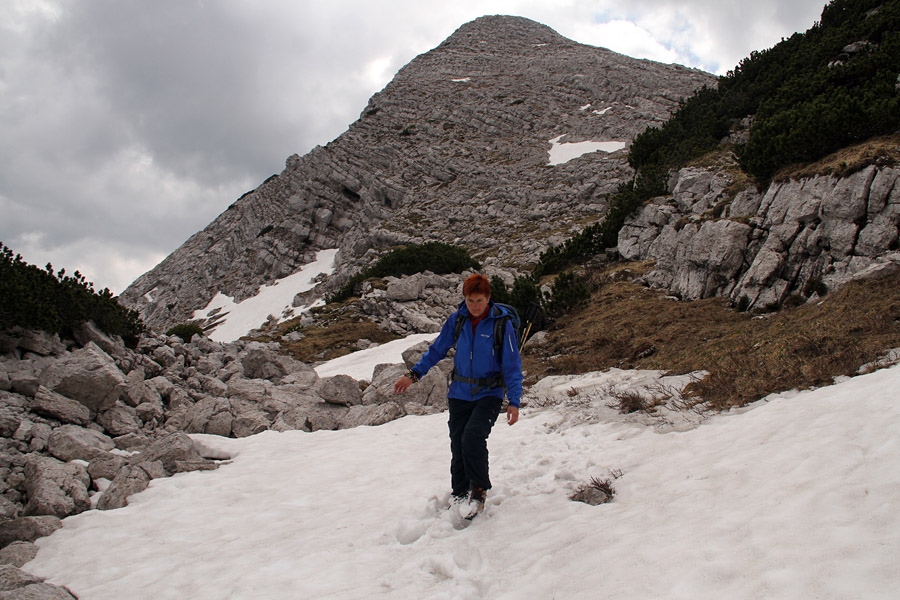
left=463, top=273, right=491, bottom=297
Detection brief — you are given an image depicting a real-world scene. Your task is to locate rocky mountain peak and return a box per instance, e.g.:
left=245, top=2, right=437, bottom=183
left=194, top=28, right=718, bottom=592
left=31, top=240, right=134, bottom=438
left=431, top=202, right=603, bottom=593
left=119, top=16, right=715, bottom=332
left=435, top=15, right=574, bottom=53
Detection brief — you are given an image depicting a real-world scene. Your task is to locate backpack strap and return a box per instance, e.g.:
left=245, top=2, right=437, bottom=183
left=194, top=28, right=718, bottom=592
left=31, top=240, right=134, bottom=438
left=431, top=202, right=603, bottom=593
left=453, top=312, right=467, bottom=348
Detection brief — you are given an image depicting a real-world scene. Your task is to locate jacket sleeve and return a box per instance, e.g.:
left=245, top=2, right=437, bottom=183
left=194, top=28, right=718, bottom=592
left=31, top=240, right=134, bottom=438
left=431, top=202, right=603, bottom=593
left=411, top=312, right=459, bottom=378
left=501, top=318, right=524, bottom=408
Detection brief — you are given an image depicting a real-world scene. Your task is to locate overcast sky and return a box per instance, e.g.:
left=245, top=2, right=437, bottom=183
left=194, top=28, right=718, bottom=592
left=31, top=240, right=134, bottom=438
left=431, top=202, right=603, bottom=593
left=1, top=0, right=827, bottom=295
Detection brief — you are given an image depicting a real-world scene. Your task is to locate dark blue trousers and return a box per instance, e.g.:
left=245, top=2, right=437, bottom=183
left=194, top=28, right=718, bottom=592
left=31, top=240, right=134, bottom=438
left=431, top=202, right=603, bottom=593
left=448, top=396, right=503, bottom=496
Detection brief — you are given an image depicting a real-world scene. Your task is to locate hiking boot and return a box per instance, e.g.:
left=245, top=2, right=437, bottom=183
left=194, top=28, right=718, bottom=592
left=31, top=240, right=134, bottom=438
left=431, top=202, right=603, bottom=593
left=463, top=487, right=486, bottom=520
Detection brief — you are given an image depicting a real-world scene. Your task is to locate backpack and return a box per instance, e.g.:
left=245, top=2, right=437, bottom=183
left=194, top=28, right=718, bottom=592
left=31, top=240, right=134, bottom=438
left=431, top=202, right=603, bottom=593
left=452, top=302, right=522, bottom=357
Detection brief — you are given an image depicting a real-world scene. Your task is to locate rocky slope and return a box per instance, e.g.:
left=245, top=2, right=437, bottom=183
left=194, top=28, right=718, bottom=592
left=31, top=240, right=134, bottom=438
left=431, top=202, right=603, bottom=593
left=118, top=15, right=714, bottom=332
left=0, top=320, right=451, bottom=564
left=619, top=162, right=900, bottom=310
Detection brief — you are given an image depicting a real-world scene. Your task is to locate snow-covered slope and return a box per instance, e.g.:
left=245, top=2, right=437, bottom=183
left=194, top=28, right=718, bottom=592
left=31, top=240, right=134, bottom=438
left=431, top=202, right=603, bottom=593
left=25, top=360, right=900, bottom=599
left=191, top=249, right=338, bottom=343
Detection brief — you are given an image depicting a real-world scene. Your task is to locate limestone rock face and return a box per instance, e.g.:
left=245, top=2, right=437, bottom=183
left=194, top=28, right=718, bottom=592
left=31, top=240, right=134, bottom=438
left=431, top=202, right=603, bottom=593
left=619, top=165, right=900, bottom=308
left=118, top=15, right=714, bottom=333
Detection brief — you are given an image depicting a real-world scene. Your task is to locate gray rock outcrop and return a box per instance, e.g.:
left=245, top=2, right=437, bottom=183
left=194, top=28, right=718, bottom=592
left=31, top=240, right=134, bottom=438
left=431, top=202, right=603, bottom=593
left=619, top=164, right=900, bottom=309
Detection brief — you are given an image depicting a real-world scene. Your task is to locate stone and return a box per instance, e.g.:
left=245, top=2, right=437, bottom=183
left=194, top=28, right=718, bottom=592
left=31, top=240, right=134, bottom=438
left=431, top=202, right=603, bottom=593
left=241, top=345, right=287, bottom=381
left=96, top=461, right=162, bottom=510
left=23, top=455, right=91, bottom=518
left=87, top=454, right=127, bottom=481
left=38, top=342, right=125, bottom=413
left=339, top=403, right=404, bottom=428
left=29, top=386, right=91, bottom=426
left=385, top=276, right=426, bottom=301
left=17, top=331, right=66, bottom=357
left=46, top=425, right=115, bottom=463
left=0, top=516, right=62, bottom=548
left=96, top=405, right=142, bottom=436
left=131, top=432, right=207, bottom=475
left=231, top=412, right=270, bottom=438
left=0, top=542, right=38, bottom=568
left=184, top=397, right=233, bottom=437
left=0, top=564, right=42, bottom=591
left=317, top=374, right=363, bottom=406
left=72, top=320, right=125, bottom=357
left=0, top=580, right=78, bottom=599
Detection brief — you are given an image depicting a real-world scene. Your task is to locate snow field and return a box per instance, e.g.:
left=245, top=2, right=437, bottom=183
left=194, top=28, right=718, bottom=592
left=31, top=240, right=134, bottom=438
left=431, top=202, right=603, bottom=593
left=24, top=364, right=900, bottom=599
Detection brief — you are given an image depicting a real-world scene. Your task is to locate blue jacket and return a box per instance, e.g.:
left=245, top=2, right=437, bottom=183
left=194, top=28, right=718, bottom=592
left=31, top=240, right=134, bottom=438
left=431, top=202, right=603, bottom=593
left=411, top=301, right=523, bottom=408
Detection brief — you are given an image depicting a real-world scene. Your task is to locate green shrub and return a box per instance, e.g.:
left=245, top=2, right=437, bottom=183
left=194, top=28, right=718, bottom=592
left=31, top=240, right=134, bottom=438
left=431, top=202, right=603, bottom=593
left=0, top=242, right=145, bottom=347
left=328, top=242, right=480, bottom=303
left=533, top=181, right=646, bottom=279
left=166, top=322, right=205, bottom=342
left=630, top=0, right=900, bottom=182
left=545, top=271, right=590, bottom=315
left=489, top=275, right=547, bottom=339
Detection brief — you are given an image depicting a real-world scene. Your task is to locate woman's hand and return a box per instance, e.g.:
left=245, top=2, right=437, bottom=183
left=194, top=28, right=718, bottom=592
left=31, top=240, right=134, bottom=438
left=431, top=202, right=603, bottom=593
left=506, top=406, right=519, bottom=425
left=393, top=376, right=413, bottom=394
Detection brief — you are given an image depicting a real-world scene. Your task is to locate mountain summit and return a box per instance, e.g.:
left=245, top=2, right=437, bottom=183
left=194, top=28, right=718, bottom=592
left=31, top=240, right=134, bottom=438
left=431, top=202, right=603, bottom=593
left=119, top=16, right=713, bottom=331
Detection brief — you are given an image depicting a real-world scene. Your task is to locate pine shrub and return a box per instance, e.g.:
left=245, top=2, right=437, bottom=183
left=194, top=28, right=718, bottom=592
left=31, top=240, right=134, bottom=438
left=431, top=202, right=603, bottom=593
left=328, top=242, right=480, bottom=303
left=0, top=242, right=145, bottom=347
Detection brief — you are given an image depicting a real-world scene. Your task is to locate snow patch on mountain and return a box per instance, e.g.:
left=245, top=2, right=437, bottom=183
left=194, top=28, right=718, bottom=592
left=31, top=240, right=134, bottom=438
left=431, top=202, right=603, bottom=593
left=548, top=135, right=627, bottom=165
left=192, top=249, right=338, bottom=343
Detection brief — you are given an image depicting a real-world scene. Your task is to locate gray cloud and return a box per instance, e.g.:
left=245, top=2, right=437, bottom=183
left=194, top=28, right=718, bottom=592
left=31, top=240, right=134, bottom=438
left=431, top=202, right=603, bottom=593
left=0, top=0, right=826, bottom=294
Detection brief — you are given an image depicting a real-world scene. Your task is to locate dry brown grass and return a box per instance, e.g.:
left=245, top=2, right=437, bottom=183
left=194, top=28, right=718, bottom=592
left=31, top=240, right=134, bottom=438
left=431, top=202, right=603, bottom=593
left=246, top=301, right=400, bottom=363
left=524, top=262, right=900, bottom=410
left=774, top=133, right=900, bottom=182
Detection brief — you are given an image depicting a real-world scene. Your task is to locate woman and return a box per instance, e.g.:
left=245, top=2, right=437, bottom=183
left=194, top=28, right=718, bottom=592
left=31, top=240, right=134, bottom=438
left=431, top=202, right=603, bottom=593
left=394, top=273, right=522, bottom=518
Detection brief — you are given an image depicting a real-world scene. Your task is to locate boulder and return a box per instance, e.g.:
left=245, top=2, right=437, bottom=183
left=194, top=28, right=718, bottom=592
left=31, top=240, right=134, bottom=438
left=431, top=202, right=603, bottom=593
left=132, top=432, right=209, bottom=475
left=96, top=461, right=163, bottom=510
left=241, top=344, right=287, bottom=381
left=0, top=330, right=23, bottom=355
left=385, top=276, right=426, bottom=301
left=96, top=405, right=142, bottom=436
left=72, top=320, right=125, bottom=357
left=0, top=516, right=61, bottom=548
left=0, top=542, right=37, bottom=568
left=0, top=579, right=78, bottom=599
left=38, top=342, right=125, bottom=413
left=226, top=377, right=272, bottom=403
left=87, top=454, right=127, bottom=481
left=317, top=374, right=363, bottom=406
left=29, top=386, right=91, bottom=426
left=23, top=455, right=91, bottom=518
left=280, top=402, right=345, bottom=432
left=339, top=403, right=404, bottom=428
left=231, top=412, right=270, bottom=438
left=46, top=425, right=115, bottom=463
left=184, top=397, right=233, bottom=437
left=0, top=564, right=42, bottom=591
left=17, top=331, right=66, bottom=357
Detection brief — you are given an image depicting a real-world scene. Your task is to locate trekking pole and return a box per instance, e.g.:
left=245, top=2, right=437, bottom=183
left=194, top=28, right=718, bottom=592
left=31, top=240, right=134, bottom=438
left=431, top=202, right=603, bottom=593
left=520, top=302, right=542, bottom=352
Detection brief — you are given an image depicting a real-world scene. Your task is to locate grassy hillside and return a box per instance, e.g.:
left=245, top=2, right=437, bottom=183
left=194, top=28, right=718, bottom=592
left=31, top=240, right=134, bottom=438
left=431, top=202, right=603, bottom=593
left=523, top=261, right=900, bottom=410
